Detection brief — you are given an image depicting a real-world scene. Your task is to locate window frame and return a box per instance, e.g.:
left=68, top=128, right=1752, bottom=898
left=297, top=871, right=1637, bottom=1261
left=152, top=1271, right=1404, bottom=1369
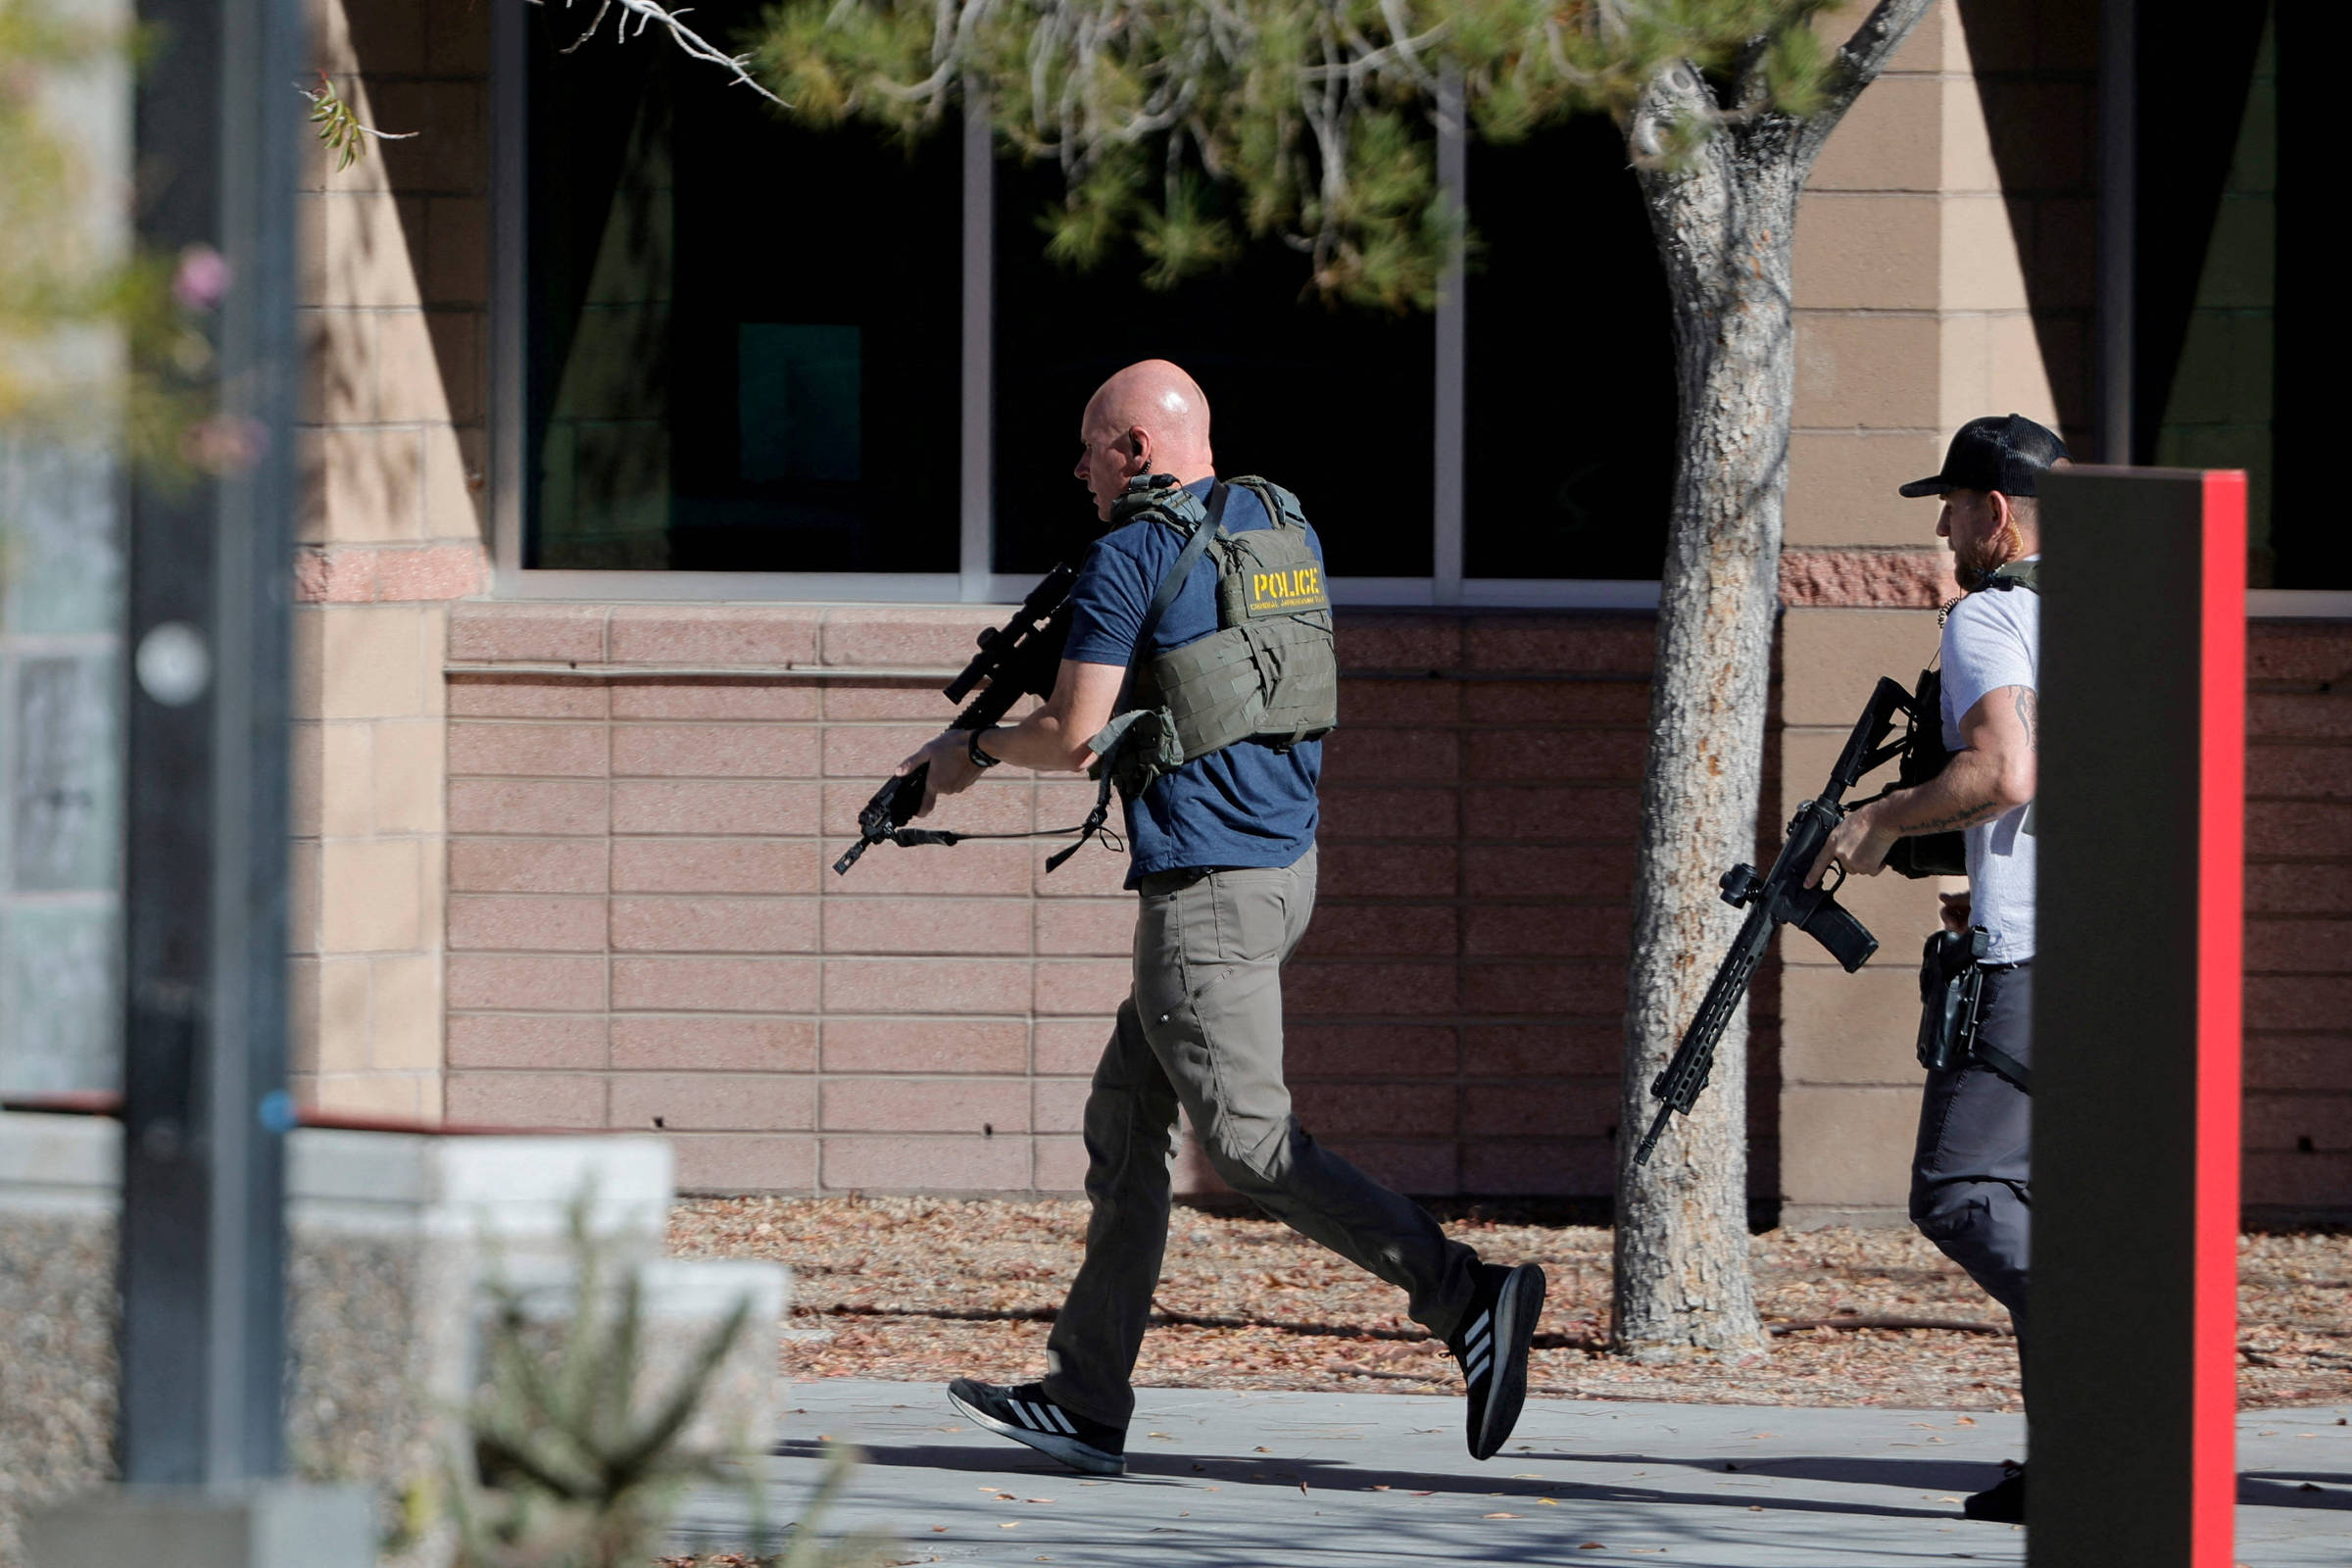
left=488, top=17, right=2345, bottom=618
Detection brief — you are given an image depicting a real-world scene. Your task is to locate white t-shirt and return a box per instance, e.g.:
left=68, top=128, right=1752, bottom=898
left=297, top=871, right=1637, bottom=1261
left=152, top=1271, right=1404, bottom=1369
left=1938, top=564, right=2038, bottom=962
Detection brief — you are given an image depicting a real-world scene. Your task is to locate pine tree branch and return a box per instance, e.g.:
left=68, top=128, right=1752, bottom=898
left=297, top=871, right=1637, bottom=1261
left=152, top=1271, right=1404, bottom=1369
left=760, top=1, right=1859, bottom=308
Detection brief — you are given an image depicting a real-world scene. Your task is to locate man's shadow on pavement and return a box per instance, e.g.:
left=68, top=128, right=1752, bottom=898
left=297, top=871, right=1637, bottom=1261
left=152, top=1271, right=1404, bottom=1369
left=771, top=1438, right=1968, bottom=1522
left=1517, top=1448, right=2008, bottom=1498
left=2239, top=1473, right=2352, bottom=1510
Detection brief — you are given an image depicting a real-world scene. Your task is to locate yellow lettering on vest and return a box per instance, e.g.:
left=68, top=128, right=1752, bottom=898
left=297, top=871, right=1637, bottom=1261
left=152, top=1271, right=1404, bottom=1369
left=1248, top=562, right=1327, bottom=613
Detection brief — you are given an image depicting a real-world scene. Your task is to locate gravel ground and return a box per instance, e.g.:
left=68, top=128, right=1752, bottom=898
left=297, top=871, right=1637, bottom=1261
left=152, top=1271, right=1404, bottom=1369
left=668, top=1197, right=2352, bottom=1412
left=0, top=1214, right=116, bottom=1568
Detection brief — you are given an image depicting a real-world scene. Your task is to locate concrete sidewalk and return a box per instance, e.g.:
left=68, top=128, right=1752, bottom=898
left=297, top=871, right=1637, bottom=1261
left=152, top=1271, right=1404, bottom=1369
left=671, top=1380, right=2352, bottom=1566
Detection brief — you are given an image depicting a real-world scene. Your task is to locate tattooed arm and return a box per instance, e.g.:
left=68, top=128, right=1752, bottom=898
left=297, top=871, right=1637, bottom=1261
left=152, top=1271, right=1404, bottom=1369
left=1807, top=684, right=2038, bottom=886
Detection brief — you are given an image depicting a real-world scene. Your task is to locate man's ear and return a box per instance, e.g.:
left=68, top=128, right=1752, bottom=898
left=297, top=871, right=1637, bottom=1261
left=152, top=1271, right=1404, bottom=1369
left=1124, top=427, right=1152, bottom=474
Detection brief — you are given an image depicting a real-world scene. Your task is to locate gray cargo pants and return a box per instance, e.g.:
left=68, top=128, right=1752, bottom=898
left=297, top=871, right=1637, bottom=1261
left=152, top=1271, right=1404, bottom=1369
left=1911, top=960, right=2033, bottom=1351
left=1040, top=848, right=1482, bottom=1429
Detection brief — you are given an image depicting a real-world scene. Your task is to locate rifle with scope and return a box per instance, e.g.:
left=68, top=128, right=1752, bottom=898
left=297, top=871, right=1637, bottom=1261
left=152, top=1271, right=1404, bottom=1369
left=830, top=564, right=1077, bottom=877
left=1633, top=675, right=1926, bottom=1166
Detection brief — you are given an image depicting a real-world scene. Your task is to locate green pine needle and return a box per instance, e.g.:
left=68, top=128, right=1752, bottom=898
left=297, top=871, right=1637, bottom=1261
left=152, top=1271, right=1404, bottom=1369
left=749, top=0, right=1860, bottom=310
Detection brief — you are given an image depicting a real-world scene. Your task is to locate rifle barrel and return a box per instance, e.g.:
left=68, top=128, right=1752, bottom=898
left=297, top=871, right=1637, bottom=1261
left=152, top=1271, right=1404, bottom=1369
left=1635, top=913, right=1767, bottom=1165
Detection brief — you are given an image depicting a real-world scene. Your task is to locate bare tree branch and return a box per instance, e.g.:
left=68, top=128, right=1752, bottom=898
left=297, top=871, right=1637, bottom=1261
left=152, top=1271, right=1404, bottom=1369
left=538, top=0, right=787, bottom=105
left=1800, top=0, right=1935, bottom=157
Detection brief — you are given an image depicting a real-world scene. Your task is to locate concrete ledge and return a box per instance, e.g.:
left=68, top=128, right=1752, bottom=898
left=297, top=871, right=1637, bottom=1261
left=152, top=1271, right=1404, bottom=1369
left=0, top=1114, right=673, bottom=1244
left=289, top=1126, right=673, bottom=1243
left=0, top=1114, right=781, bottom=1568
left=1781, top=1203, right=1911, bottom=1231
left=0, top=1112, right=118, bottom=1217
left=26, top=1483, right=373, bottom=1568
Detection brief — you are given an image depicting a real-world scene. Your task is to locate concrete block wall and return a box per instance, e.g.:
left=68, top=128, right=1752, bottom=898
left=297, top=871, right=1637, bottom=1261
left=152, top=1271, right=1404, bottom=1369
left=1284, top=614, right=1684, bottom=1198
left=439, top=605, right=1674, bottom=1197
left=1775, top=0, right=2090, bottom=1225
left=2243, top=624, right=2352, bottom=1219
left=288, top=0, right=492, bottom=1120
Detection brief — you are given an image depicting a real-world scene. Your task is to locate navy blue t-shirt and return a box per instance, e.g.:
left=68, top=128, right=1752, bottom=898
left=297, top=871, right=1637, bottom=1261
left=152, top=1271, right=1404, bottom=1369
left=1062, top=478, right=1323, bottom=886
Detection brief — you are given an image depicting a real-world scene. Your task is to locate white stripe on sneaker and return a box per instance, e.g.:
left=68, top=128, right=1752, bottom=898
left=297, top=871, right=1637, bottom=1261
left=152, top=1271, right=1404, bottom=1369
left=1466, top=1348, right=1493, bottom=1385
left=1046, top=1405, right=1078, bottom=1436
left=1014, top=1400, right=1048, bottom=1431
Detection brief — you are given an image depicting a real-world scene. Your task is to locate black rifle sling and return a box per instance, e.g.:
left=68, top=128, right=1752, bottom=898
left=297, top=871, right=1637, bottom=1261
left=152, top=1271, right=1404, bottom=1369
left=1045, top=481, right=1230, bottom=872
left=1976, top=1038, right=2033, bottom=1095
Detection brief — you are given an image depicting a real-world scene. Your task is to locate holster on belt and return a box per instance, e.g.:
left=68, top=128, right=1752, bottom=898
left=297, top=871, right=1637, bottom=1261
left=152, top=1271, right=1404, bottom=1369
left=1916, top=926, right=1991, bottom=1074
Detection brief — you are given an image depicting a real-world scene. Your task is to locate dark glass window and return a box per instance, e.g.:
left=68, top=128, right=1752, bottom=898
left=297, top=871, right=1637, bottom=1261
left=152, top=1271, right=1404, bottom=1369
left=2270, top=5, right=2339, bottom=587
left=524, top=4, right=961, bottom=572
left=2143, top=4, right=2278, bottom=581
left=1464, top=120, right=1675, bottom=580
left=990, top=160, right=1436, bottom=579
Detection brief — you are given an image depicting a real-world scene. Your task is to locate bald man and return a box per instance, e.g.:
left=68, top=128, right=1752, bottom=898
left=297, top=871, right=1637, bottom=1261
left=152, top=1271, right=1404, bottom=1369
left=897, top=361, right=1546, bottom=1477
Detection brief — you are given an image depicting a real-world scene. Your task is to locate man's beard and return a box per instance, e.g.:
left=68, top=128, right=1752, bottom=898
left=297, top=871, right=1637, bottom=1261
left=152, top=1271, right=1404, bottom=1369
left=1954, top=518, right=2024, bottom=589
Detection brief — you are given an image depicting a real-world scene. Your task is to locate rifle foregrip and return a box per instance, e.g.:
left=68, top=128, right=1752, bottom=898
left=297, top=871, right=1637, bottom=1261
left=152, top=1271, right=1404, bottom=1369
left=834, top=767, right=928, bottom=878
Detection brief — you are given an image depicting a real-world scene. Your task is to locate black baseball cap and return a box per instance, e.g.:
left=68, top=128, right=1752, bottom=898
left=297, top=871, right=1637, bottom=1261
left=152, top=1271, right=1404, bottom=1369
left=1898, top=414, right=2070, bottom=498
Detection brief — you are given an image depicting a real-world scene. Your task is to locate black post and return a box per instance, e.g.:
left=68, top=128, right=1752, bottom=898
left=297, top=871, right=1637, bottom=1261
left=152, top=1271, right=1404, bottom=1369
left=119, top=0, right=302, bottom=1484
left=2034, top=466, right=2244, bottom=1568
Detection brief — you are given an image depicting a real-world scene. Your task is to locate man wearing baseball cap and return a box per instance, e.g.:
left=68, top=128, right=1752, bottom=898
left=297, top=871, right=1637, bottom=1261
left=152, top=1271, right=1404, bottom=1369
left=1808, top=412, right=2067, bottom=1525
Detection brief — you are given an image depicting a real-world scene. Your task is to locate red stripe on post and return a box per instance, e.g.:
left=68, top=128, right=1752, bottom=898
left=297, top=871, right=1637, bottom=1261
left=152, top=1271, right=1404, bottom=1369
left=2192, top=469, right=2247, bottom=1566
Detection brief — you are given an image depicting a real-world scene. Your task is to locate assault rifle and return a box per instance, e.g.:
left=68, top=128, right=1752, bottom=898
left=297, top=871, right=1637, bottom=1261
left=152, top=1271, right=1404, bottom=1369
left=830, top=564, right=1077, bottom=876
left=1633, top=676, right=1921, bottom=1166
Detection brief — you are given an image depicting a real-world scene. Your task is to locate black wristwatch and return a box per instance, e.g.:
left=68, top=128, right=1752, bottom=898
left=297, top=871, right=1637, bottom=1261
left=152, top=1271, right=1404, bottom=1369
left=966, top=729, right=1003, bottom=769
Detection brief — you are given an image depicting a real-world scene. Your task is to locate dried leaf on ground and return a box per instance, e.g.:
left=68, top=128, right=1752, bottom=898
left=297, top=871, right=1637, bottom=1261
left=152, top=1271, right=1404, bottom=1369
left=668, top=1198, right=2352, bottom=1411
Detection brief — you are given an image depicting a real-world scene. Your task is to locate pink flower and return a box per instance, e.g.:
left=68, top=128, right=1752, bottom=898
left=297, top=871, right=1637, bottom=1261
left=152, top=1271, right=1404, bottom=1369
left=172, top=244, right=231, bottom=311
left=179, top=414, right=268, bottom=475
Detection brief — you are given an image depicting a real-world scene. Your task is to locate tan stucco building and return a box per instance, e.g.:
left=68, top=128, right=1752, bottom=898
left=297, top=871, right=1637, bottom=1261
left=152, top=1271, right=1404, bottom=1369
left=8, top=0, right=2338, bottom=1223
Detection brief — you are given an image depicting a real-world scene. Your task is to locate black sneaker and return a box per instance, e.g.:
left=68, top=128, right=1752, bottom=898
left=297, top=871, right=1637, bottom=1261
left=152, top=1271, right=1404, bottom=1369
left=946, top=1378, right=1126, bottom=1477
left=1448, top=1262, right=1545, bottom=1461
left=1963, top=1463, right=2025, bottom=1523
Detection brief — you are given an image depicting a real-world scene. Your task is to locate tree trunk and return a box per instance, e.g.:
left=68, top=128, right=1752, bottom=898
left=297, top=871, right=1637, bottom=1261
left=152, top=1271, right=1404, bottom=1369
left=1611, top=81, right=1800, bottom=1356
left=1608, top=0, right=1934, bottom=1353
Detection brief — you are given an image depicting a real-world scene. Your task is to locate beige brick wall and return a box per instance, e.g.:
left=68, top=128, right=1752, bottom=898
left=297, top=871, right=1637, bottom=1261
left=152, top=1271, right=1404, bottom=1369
left=288, top=0, right=491, bottom=1120
left=1777, top=0, right=2087, bottom=1225
left=2242, top=625, right=2352, bottom=1220
left=440, top=607, right=1666, bottom=1198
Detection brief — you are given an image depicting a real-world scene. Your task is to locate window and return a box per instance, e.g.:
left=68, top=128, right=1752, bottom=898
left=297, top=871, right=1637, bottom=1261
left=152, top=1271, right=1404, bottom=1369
left=522, top=5, right=961, bottom=574
left=988, top=158, right=1437, bottom=580
left=2141, top=3, right=2344, bottom=592
left=1464, top=120, right=1675, bottom=582
left=502, top=5, right=1681, bottom=605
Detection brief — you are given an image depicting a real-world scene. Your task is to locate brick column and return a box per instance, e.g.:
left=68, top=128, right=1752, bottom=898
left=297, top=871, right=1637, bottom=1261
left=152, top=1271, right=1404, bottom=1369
left=1777, top=0, right=2090, bottom=1225
left=287, top=0, right=491, bottom=1118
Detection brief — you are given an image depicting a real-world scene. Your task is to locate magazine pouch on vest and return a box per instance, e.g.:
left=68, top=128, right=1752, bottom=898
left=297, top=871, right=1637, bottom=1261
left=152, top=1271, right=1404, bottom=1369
left=1883, top=560, right=2039, bottom=880
left=1092, top=475, right=1339, bottom=800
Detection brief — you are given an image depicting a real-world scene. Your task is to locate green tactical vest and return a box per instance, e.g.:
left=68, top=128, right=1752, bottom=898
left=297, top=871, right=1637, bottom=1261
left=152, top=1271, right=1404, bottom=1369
left=1089, top=476, right=1340, bottom=798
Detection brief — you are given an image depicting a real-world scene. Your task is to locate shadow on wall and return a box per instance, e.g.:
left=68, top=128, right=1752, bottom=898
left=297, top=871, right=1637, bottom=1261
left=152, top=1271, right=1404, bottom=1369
left=307, top=0, right=493, bottom=549
left=1952, top=0, right=2271, bottom=467
left=1950, top=0, right=2104, bottom=459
